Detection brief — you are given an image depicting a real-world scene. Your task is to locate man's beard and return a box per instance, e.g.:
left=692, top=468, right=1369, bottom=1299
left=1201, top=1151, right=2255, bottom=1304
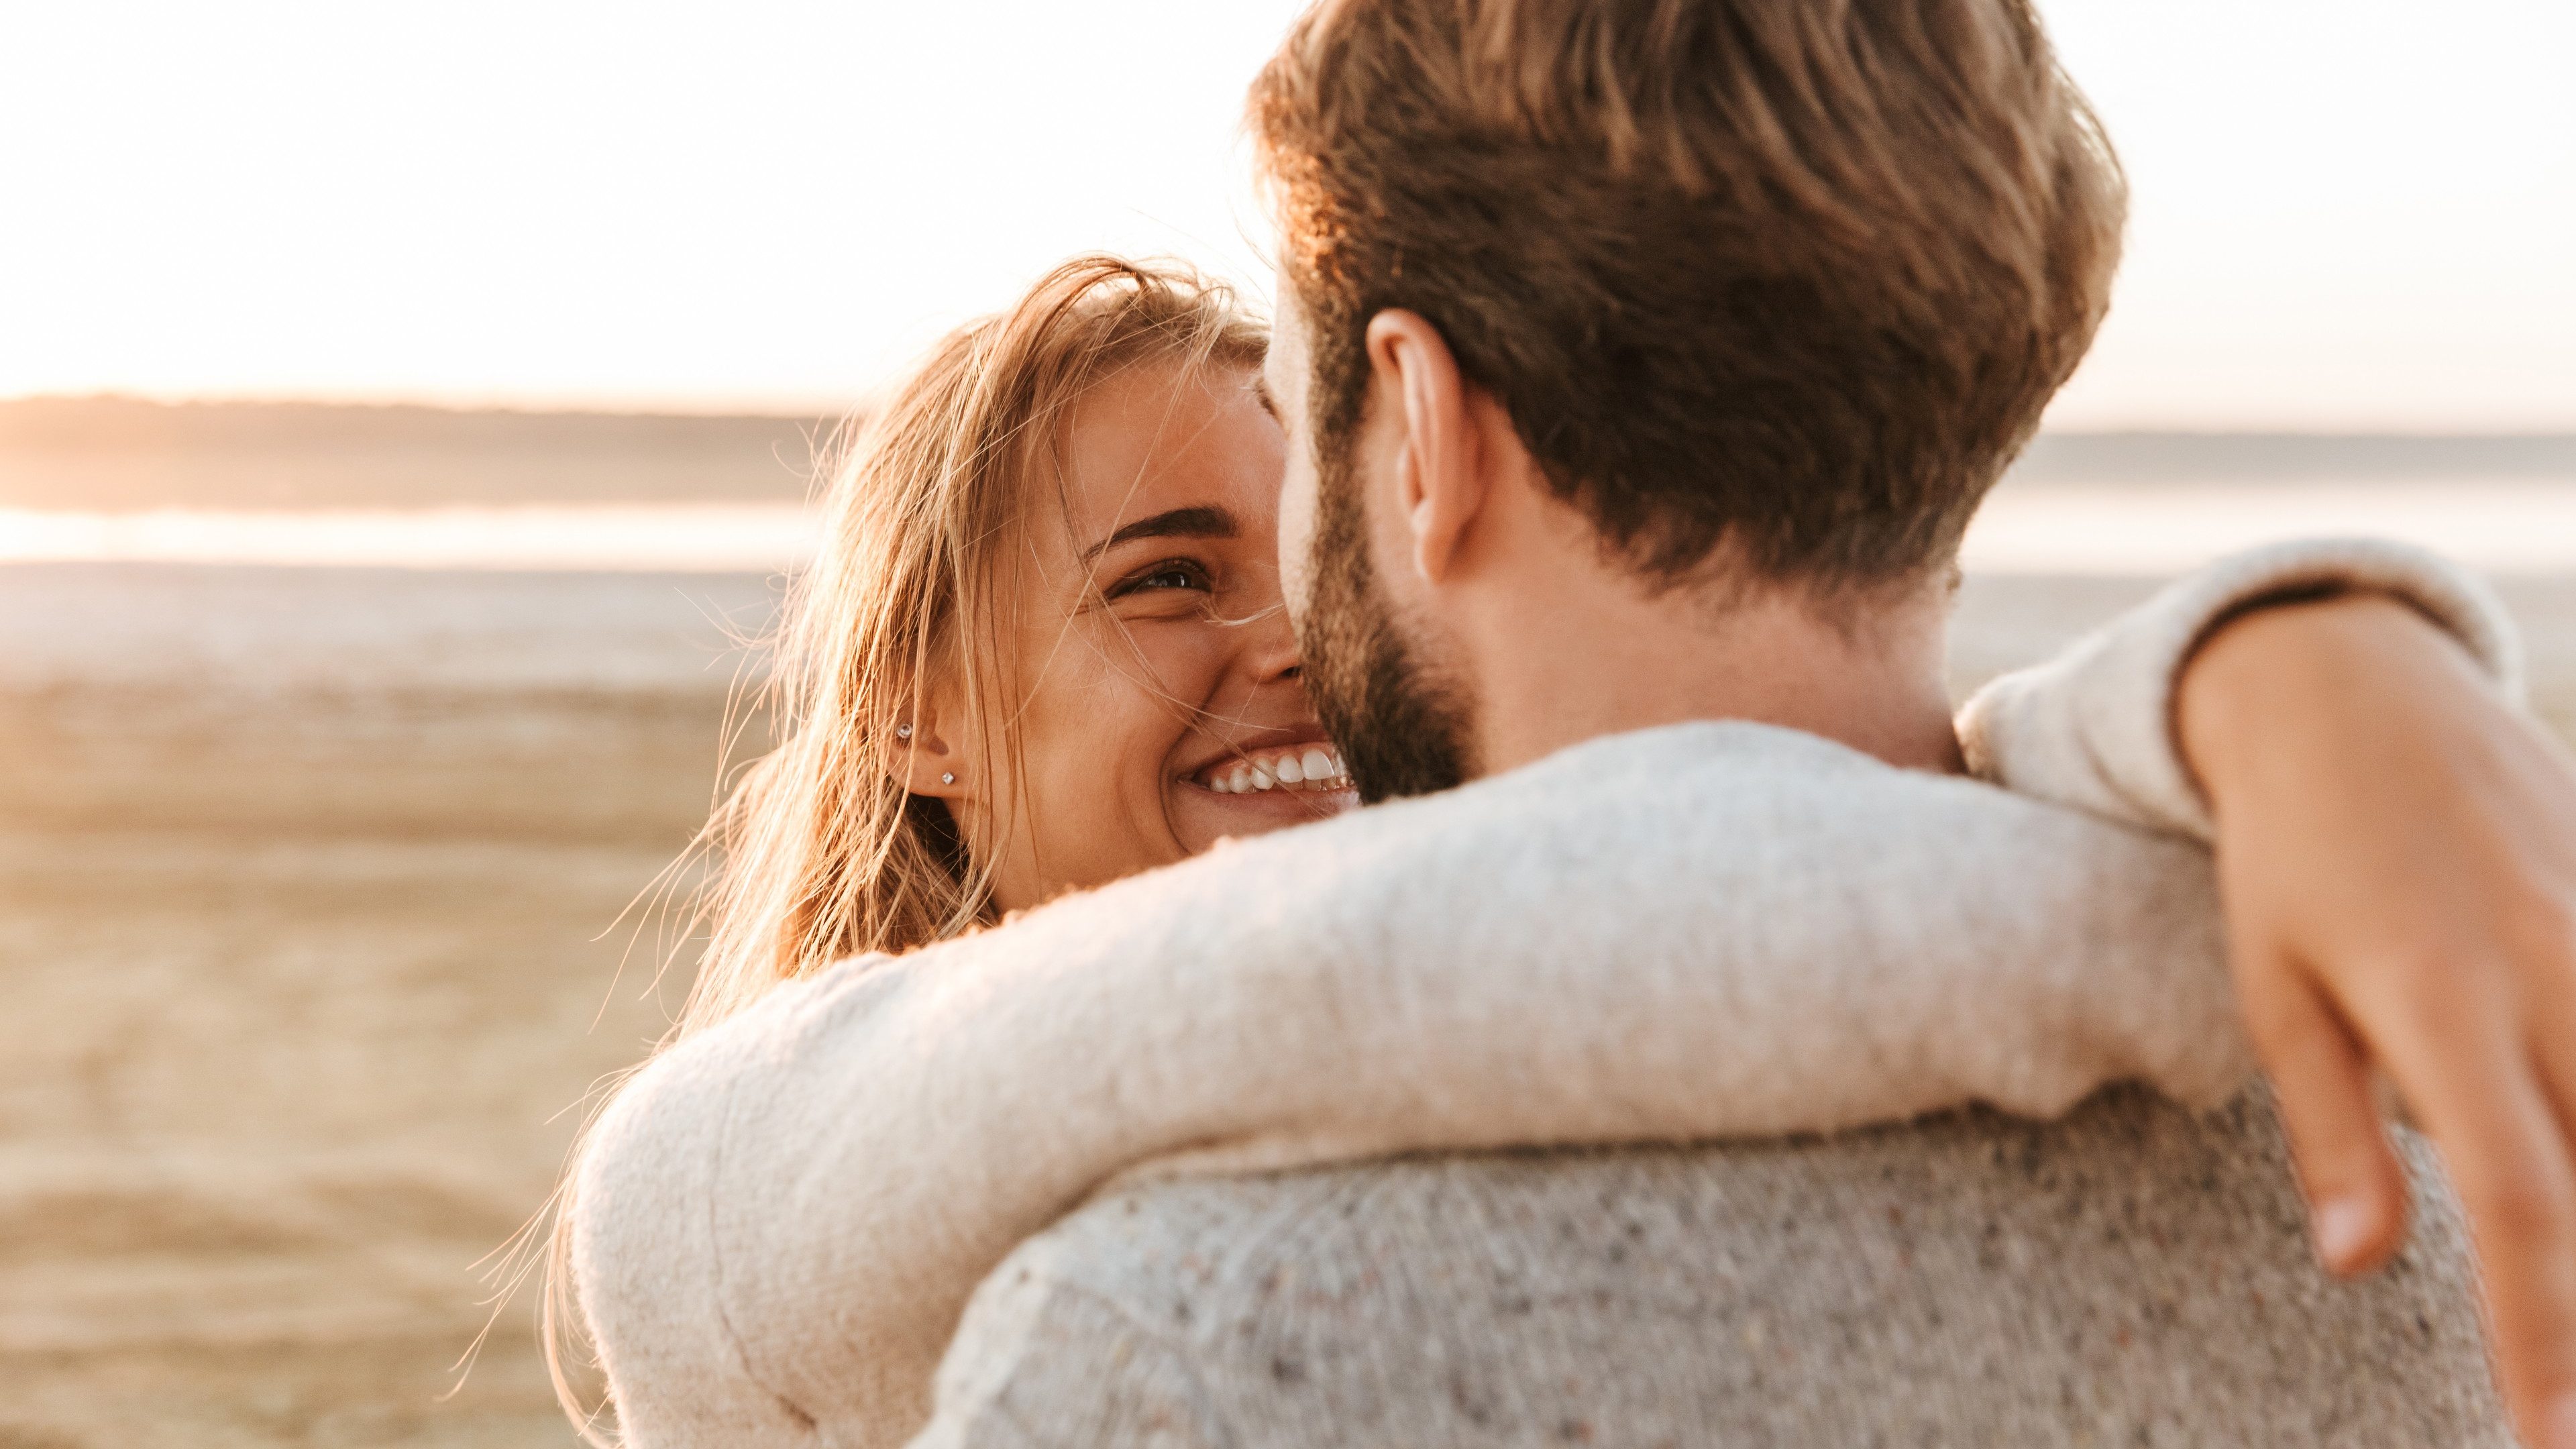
left=1294, top=448, right=1477, bottom=804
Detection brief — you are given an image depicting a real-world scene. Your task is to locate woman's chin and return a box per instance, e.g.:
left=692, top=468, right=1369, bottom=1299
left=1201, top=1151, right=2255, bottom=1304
left=1173, top=780, right=1358, bottom=847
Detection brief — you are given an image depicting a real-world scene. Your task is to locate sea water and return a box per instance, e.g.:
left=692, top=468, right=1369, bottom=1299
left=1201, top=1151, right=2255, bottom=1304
left=4, top=481, right=2575, bottom=576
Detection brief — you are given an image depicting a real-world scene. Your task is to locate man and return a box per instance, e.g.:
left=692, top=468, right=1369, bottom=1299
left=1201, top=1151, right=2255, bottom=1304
left=574, top=3, right=2576, bottom=1445
left=904, top=0, right=2575, bottom=1442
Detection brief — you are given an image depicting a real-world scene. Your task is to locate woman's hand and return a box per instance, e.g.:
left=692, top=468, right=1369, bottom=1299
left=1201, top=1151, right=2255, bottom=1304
left=2180, top=592, right=2576, bottom=1449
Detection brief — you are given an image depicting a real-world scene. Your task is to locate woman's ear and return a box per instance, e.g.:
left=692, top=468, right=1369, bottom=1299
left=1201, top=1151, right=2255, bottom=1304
left=892, top=698, right=970, bottom=800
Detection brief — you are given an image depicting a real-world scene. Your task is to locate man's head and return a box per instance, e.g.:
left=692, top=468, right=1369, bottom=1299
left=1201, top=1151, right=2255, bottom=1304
left=1250, top=0, right=2126, bottom=800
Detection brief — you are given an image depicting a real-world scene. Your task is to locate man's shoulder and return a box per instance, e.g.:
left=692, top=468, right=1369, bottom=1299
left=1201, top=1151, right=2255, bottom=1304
left=922, top=1087, right=2506, bottom=1448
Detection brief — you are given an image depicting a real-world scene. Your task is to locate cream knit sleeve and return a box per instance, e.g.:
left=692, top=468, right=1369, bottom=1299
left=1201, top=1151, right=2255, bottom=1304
left=1957, top=538, right=2523, bottom=841
left=576, top=723, right=2254, bottom=1449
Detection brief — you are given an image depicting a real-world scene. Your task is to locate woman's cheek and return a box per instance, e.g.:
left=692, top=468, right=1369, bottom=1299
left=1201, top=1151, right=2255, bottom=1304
left=1126, top=622, right=1230, bottom=712
left=1084, top=629, right=1214, bottom=867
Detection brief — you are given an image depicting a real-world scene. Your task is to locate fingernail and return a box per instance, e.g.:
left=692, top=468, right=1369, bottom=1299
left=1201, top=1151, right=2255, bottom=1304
left=2548, top=1390, right=2576, bottom=1449
left=2310, top=1195, right=2376, bottom=1272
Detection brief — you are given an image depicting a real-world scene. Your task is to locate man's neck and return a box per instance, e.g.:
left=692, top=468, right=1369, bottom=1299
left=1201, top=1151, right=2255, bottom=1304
left=1455, top=551, right=1964, bottom=781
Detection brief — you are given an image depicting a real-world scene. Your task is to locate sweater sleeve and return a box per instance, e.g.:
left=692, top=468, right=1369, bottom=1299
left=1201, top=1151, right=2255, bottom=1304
left=1956, top=538, right=2524, bottom=841
left=570, top=723, right=2255, bottom=1449
left=571, top=971, right=867, bottom=1449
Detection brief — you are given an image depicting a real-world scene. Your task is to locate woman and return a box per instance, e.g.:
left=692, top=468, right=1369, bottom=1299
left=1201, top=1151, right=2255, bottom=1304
left=674, top=255, right=1330, bottom=1030
left=551, top=256, right=2522, bottom=1446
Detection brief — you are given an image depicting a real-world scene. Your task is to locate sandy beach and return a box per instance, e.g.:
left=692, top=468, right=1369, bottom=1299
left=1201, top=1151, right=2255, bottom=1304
left=0, top=566, right=763, bottom=1447
left=3, top=557, right=2573, bottom=1448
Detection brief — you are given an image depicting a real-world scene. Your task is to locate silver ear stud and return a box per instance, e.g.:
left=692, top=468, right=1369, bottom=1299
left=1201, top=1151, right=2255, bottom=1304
left=941, top=772, right=956, bottom=786
left=895, top=723, right=914, bottom=740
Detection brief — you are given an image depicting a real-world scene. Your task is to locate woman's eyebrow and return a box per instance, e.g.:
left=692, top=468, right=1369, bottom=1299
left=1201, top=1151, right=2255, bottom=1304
left=1082, top=506, right=1238, bottom=564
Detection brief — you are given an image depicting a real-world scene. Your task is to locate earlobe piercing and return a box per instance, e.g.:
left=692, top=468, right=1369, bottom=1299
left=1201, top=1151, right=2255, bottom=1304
left=895, top=723, right=914, bottom=740
left=941, top=773, right=956, bottom=786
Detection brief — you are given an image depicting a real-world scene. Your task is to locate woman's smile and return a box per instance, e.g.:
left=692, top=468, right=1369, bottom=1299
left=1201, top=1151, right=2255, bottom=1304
left=1173, top=730, right=1356, bottom=834
left=1187, top=740, right=1351, bottom=796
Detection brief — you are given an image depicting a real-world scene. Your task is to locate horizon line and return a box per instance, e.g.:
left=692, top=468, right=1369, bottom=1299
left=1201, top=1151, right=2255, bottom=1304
left=5, top=392, right=2575, bottom=441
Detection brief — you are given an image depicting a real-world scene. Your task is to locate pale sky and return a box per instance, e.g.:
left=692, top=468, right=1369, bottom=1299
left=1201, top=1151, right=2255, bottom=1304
left=2, top=1, right=2568, bottom=430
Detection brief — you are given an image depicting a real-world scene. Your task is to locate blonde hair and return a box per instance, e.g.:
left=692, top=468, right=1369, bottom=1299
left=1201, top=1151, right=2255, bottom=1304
left=520, top=254, right=1265, bottom=1442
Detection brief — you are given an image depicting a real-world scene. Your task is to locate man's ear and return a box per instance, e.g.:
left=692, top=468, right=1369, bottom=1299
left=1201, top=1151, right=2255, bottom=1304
left=1364, top=309, right=1491, bottom=586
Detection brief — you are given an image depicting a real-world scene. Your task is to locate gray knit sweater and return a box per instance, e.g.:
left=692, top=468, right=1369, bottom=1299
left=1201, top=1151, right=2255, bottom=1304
left=571, top=541, right=2522, bottom=1448
left=920, top=1088, right=2505, bottom=1447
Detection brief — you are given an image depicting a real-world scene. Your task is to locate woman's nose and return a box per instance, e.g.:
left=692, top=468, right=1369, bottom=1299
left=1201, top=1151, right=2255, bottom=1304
left=1242, top=601, right=1304, bottom=688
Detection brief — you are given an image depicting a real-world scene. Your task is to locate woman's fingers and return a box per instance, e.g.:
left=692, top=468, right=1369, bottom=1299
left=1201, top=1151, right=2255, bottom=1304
left=2375, top=987, right=2576, bottom=1449
left=2174, top=591, right=2576, bottom=1443
left=2522, top=965, right=2576, bottom=1448
left=2238, top=954, right=2408, bottom=1274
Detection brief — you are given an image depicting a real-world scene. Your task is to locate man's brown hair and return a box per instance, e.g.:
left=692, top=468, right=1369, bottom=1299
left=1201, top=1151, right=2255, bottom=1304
left=1249, top=0, right=2126, bottom=592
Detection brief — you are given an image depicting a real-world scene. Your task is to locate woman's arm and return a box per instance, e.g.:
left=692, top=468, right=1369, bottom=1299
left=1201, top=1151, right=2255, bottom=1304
left=2175, top=597, right=2576, bottom=1446
left=1964, top=537, right=2576, bottom=1444
left=576, top=718, right=2247, bottom=1446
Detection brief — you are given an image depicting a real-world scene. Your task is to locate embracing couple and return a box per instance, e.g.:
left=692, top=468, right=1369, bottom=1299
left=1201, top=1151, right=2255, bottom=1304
left=557, top=1, right=2576, bottom=1446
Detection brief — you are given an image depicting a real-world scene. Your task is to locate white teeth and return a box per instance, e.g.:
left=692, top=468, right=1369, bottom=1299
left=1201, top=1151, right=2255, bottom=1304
left=1196, top=745, right=1354, bottom=794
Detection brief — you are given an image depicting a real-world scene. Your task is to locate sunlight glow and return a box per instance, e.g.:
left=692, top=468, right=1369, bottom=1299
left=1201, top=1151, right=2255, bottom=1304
left=1, top=1, right=2568, bottom=427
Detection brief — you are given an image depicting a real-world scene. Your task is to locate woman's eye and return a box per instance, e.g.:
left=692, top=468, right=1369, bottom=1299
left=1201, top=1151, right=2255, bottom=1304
left=1111, top=559, right=1214, bottom=597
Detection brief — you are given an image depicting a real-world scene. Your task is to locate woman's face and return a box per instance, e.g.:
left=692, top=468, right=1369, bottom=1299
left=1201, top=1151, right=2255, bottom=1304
left=941, top=358, right=1354, bottom=910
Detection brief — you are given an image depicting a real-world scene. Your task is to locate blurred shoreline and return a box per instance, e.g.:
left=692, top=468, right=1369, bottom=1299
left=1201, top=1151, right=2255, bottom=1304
left=7, top=395, right=2574, bottom=512
left=0, top=398, right=835, bottom=513
left=13, top=483, right=2576, bottom=575
left=10, top=398, right=2576, bottom=581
